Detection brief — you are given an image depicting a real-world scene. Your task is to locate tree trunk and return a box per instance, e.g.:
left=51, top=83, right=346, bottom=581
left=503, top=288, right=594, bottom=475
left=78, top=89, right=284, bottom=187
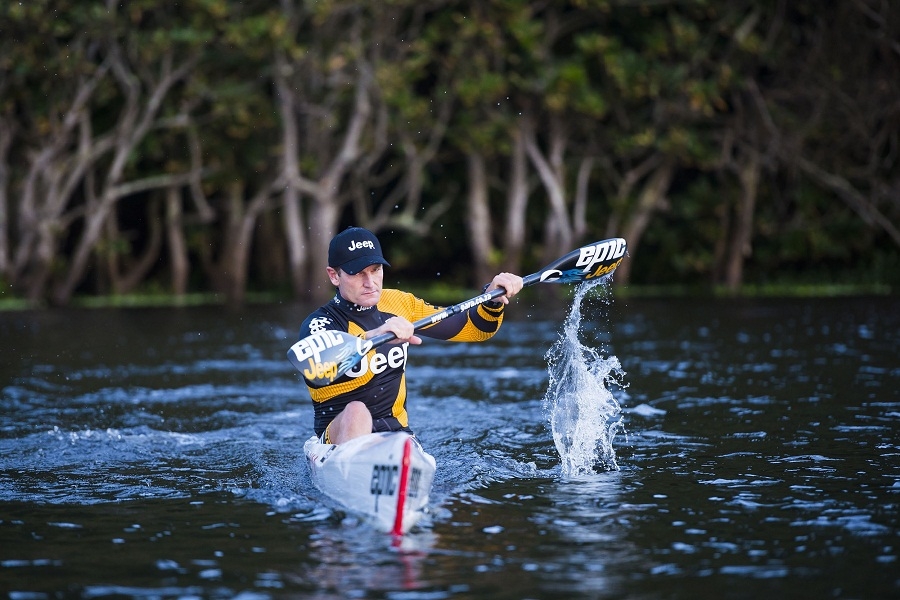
left=711, top=191, right=731, bottom=284
left=307, top=195, right=341, bottom=302
left=523, top=116, right=573, bottom=263
left=26, top=222, right=57, bottom=304
left=0, top=120, right=13, bottom=280
left=466, top=151, right=495, bottom=287
left=99, top=210, right=120, bottom=295
left=165, top=187, right=189, bottom=296
left=725, top=149, right=760, bottom=292
left=616, top=158, right=675, bottom=284
left=275, top=53, right=311, bottom=299
left=112, top=198, right=164, bottom=295
left=573, top=157, right=593, bottom=242
left=502, top=122, right=529, bottom=274
left=254, top=210, right=287, bottom=287
left=213, top=181, right=273, bottom=306
left=282, top=187, right=309, bottom=298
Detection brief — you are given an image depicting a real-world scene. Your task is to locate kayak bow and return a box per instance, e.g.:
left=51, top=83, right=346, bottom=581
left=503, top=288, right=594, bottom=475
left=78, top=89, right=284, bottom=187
left=303, top=432, right=436, bottom=535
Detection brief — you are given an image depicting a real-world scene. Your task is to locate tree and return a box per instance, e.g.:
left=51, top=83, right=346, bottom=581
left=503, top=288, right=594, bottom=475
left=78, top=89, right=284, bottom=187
left=757, top=0, right=900, bottom=249
left=1, top=0, right=895, bottom=306
left=1, top=0, right=217, bottom=304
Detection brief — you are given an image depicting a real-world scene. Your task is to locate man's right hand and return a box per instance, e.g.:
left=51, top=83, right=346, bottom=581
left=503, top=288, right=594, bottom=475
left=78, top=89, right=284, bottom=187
left=368, top=316, right=422, bottom=345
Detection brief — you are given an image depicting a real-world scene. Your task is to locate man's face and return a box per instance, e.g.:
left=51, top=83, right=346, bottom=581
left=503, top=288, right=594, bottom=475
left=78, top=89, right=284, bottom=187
left=327, top=263, right=384, bottom=307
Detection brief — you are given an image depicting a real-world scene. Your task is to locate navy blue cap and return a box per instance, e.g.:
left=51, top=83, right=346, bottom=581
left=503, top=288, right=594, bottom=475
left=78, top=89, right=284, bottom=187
left=328, top=227, right=391, bottom=275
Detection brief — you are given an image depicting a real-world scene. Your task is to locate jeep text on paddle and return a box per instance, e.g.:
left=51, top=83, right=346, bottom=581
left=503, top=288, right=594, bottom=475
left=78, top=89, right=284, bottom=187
left=303, top=359, right=338, bottom=382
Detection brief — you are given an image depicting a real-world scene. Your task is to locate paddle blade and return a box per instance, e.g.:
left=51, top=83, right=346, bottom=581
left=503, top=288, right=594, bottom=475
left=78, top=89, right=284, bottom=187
left=526, top=237, right=627, bottom=285
left=286, top=330, right=373, bottom=387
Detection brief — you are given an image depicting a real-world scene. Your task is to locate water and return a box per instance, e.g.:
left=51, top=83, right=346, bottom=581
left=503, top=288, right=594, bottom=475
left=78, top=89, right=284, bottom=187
left=1, top=295, right=898, bottom=599
left=544, top=281, right=625, bottom=476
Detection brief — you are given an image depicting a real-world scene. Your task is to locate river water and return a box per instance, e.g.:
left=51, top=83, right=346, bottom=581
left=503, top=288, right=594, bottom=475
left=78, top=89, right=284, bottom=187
left=0, top=291, right=897, bottom=599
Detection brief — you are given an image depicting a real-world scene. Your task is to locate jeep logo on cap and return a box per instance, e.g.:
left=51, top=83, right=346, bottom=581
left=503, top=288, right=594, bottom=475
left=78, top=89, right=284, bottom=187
left=348, top=240, right=376, bottom=251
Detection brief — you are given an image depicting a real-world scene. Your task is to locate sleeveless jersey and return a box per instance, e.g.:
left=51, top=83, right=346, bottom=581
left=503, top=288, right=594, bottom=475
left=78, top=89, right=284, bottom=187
left=298, top=289, right=505, bottom=436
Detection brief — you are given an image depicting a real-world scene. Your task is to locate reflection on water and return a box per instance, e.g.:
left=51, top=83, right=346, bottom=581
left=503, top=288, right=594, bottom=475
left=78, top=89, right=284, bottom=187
left=1, top=296, right=898, bottom=598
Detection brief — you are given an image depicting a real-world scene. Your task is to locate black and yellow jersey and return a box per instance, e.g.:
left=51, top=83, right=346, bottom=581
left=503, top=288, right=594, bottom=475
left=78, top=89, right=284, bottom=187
left=298, top=289, right=505, bottom=437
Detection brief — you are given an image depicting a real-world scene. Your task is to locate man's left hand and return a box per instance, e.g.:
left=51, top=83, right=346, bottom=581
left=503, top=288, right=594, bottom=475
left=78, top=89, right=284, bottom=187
left=486, top=272, right=523, bottom=305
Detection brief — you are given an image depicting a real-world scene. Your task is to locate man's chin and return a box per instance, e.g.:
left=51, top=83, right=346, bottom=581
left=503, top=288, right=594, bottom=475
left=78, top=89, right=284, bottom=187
left=357, top=292, right=381, bottom=306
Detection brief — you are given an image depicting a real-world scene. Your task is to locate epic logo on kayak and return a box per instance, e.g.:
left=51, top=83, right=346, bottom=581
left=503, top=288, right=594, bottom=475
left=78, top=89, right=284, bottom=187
left=407, top=467, right=423, bottom=499
left=345, top=342, right=409, bottom=378
left=577, top=238, right=627, bottom=278
left=371, top=464, right=424, bottom=499
left=371, top=464, right=398, bottom=496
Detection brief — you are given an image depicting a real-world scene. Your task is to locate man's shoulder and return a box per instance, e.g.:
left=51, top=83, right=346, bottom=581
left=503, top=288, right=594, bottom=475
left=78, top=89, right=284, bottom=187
left=379, top=288, right=415, bottom=302
left=378, top=288, right=441, bottom=318
left=378, top=288, right=420, bottom=307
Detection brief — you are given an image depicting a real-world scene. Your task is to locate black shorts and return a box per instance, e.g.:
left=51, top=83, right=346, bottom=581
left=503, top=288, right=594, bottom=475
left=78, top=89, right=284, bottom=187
left=318, top=416, right=412, bottom=445
left=372, top=416, right=413, bottom=435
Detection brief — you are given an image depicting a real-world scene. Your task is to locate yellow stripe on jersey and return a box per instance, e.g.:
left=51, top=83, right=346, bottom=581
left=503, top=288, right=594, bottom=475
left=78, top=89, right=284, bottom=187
left=391, top=373, right=409, bottom=427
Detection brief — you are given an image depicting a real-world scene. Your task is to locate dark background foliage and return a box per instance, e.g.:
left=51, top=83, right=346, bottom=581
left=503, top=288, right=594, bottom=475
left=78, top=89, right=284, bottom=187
left=1, top=0, right=897, bottom=306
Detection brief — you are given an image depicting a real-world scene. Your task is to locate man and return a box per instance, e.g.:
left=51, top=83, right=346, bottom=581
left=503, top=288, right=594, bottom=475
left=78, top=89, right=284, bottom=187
left=298, top=226, right=523, bottom=445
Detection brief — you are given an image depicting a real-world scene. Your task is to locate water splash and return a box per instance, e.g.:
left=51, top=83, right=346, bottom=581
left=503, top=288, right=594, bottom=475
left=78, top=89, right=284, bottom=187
left=543, top=280, right=626, bottom=477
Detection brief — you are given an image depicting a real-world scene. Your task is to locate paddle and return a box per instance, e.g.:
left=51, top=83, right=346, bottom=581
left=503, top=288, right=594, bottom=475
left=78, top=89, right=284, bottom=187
left=287, top=237, right=627, bottom=387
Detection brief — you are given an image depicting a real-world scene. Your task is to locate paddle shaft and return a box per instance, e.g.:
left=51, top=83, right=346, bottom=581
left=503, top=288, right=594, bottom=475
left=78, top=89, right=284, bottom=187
left=288, top=237, right=626, bottom=385
left=367, top=271, right=548, bottom=349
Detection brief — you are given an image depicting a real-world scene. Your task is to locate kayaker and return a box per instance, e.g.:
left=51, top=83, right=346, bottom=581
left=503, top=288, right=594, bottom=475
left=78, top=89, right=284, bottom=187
left=298, top=226, right=523, bottom=445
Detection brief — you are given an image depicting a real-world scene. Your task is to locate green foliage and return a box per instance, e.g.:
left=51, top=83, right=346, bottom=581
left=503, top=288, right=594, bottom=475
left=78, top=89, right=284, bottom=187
left=0, top=0, right=895, bottom=305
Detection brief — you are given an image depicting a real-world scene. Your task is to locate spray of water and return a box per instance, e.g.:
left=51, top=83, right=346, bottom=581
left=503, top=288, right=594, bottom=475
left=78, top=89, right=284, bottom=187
left=543, top=279, right=626, bottom=477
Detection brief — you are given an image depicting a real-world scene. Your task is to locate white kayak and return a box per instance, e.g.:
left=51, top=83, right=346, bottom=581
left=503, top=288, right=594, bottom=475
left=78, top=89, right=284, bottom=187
left=303, top=432, right=436, bottom=535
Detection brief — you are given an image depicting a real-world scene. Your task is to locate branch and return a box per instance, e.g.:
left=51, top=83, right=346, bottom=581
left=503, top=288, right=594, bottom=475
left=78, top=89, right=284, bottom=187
left=320, top=60, right=372, bottom=194
left=522, top=116, right=573, bottom=245
left=793, top=155, right=900, bottom=248
left=108, top=171, right=198, bottom=200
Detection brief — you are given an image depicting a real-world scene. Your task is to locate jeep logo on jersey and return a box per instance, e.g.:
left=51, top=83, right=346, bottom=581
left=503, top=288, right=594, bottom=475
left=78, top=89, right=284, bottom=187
left=576, top=239, right=627, bottom=275
left=345, top=342, right=409, bottom=378
left=348, top=239, right=375, bottom=252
